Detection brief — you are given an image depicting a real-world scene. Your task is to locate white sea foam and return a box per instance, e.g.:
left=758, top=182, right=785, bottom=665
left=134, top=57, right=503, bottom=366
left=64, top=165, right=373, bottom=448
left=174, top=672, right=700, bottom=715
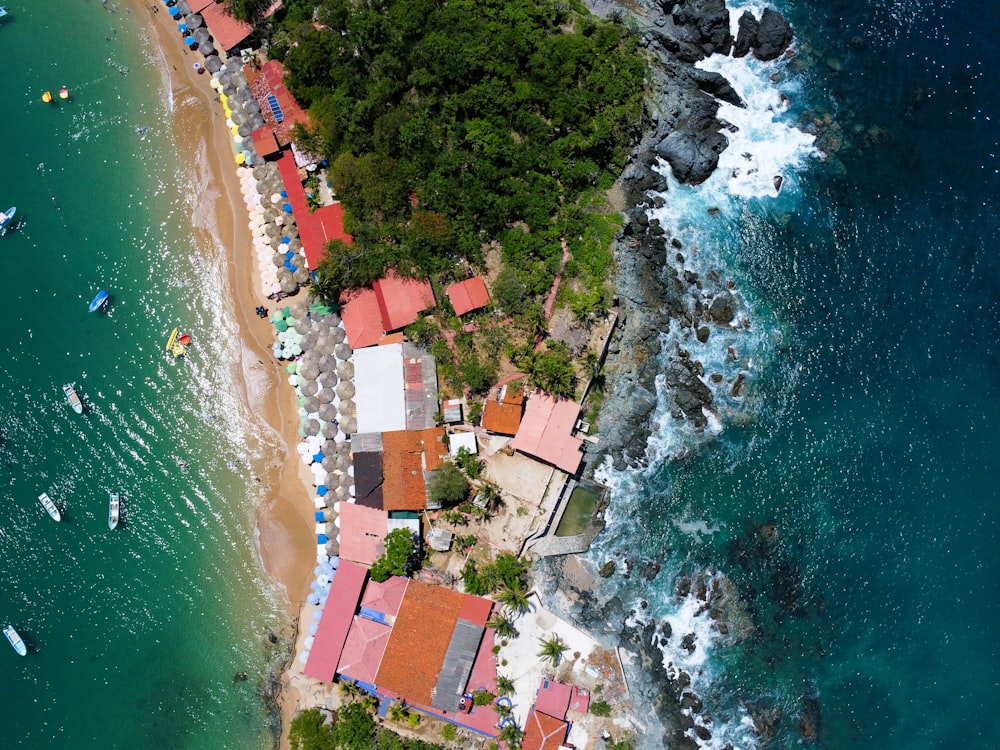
left=598, top=9, right=820, bottom=749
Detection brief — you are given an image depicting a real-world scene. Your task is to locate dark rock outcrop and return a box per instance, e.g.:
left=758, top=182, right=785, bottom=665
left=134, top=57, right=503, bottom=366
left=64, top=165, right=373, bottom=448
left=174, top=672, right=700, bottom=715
left=754, top=9, right=794, bottom=61
left=733, top=11, right=760, bottom=58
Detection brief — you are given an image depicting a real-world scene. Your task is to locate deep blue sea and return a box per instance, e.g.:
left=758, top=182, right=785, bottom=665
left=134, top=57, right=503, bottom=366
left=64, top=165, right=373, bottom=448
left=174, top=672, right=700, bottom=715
left=0, top=3, right=282, bottom=748
left=590, top=1, right=1000, bottom=748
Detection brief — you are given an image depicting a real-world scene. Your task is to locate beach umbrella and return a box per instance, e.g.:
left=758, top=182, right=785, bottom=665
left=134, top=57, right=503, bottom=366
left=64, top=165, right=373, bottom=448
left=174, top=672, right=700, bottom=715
left=176, top=0, right=191, bottom=13
left=316, top=486, right=328, bottom=499
left=304, top=419, right=321, bottom=437
left=318, top=403, right=338, bottom=422
left=336, top=361, right=354, bottom=380
left=316, top=371, right=337, bottom=391
left=199, top=42, right=217, bottom=57
left=306, top=593, right=320, bottom=606
left=294, top=319, right=310, bottom=335
left=341, top=417, right=357, bottom=435
left=194, top=27, right=211, bottom=43
left=336, top=381, right=355, bottom=400
left=204, top=55, right=223, bottom=73
left=300, top=380, right=319, bottom=399
left=249, top=114, right=266, bottom=130
left=312, top=450, right=325, bottom=464
left=308, top=622, right=319, bottom=636
left=186, top=13, right=203, bottom=28
left=299, top=361, right=320, bottom=382
left=328, top=328, right=346, bottom=347
left=303, top=397, right=321, bottom=414
left=339, top=400, right=355, bottom=419
left=317, top=356, right=337, bottom=376
left=168, top=6, right=180, bottom=17
left=315, top=388, right=334, bottom=404
left=321, top=455, right=338, bottom=473
left=293, top=267, right=311, bottom=285
left=177, top=23, right=187, bottom=33
left=335, top=343, right=353, bottom=361
left=336, top=453, right=351, bottom=471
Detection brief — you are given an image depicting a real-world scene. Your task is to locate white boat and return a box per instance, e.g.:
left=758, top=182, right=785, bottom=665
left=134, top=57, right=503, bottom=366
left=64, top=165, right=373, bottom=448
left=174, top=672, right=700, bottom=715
left=109, top=492, right=120, bottom=530
left=3, top=625, right=26, bottom=657
left=0, top=206, right=14, bottom=229
left=38, top=492, right=61, bottom=522
left=63, top=383, right=83, bottom=414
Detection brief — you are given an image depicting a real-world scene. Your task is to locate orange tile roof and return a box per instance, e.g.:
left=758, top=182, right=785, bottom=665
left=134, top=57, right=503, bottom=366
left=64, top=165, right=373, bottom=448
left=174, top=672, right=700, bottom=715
left=374, top=580, right=466, bottom=707
left=445, top=276, right=490, bottom=317
left=482, top=399, right=523, bottom=436
left=419, top=427, right=448, bottom=471
left=381, top=431, right=427, bottom=511
left=522, top=710, right=569, bottom=750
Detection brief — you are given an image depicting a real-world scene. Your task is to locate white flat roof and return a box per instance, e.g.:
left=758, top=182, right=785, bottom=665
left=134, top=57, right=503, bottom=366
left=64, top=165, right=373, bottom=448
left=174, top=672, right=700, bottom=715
left=448, top=431, right=478, bottom=457
left=354, top=344, right=406, bottom=434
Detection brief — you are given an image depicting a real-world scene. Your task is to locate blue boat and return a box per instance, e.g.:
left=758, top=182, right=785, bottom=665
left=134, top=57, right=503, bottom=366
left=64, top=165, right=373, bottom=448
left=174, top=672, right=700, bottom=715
left=88, top=289, right=109, bottom=312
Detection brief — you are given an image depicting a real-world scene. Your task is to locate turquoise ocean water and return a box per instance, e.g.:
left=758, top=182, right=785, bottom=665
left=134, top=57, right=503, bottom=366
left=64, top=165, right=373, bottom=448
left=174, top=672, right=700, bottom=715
left=0, top=3, right=282, bottom=748
left=587, top=0, right=1000, bottom=748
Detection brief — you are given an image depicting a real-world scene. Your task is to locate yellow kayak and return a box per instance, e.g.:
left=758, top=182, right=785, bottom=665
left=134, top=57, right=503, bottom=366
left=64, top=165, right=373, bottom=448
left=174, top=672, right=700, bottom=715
left=165, top=327, right=187, bottom=357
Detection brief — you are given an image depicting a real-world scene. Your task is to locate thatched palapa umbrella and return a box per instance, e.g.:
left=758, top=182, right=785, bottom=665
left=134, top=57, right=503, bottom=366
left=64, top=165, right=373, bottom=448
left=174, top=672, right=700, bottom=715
left=318, top=403, right=338, bottom=422
left=186, top=13, right=204, bottom=28
left=316, top=388, right=335, bottom=404
left=336, top=361, right=354, bottom=380
left=317, top=355, right=337, bottom=375
left=329, top=327, right=346, bottom=345
left=339, top=399, right=356, bottom=418
left=304, top=419, right=320, bottom=437
left=335, top=381, right=355, bottom=400
left=340, top=417, right=357, bottom=435
left=316, top=371, right=337, bottom=390
left=203, top=55, right=223, bottom=73
left=335, top=344, right=353, bottom=361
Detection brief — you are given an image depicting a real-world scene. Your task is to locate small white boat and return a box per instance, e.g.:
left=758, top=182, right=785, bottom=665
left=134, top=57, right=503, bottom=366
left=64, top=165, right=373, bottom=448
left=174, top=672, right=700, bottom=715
left=63, top=383, right=83, bottom=414
left=38, top=492, right=61, bottom=522
left=109, top=492, right=120, bottom=530
left=3, top=625, right=26, bottom=657
left=0, top=206, right=14, bottom=229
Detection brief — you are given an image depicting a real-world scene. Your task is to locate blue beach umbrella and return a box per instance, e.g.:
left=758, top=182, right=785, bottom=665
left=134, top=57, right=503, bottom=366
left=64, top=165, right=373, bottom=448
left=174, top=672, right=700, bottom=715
left=313, top=451, right=325, bottom=463
left=307, top=593, right=320, bottom=606
left=280, top=190, right=288, bottom=197
left=281, top=237, right=291, bottom=245
left=184, top=36, right=195, bottom=47
left=318, top=534, right=328, bottom=544
left=316, top=485, right=328, bottom=497
left=284, top=250, right=294, bottom=259
left=177, top=23, right=187, bottom=32
left=308, top=623, right=319, bottom=636
left=311, top=609, right=323, bottom=621
left=282, top=202, right=293, bottom=213
left=314, top=511, right=326, bottom=522
left=169, top=7, right=180, bottom=17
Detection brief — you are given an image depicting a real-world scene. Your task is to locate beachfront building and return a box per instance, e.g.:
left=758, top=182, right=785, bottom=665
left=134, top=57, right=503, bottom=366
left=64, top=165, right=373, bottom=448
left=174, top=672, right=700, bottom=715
left=521, top=677, right=590, bottom=750
left=445, top=276, right=490, bottom=317
left=510, top=390, right=585, bottom=476
left=353, top=342, right=439, bottom=434
left=186, top=0, right=254, bottom=55
left=382, top=428, right=449, bottom=511
left=341, top=272, right=437, bottom=349
left=303, top=562, right=501, bottom=737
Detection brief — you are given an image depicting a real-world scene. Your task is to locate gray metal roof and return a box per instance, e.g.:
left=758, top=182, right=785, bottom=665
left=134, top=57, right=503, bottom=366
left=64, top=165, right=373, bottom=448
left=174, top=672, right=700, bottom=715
left=430, top=618, right=485, bottom=712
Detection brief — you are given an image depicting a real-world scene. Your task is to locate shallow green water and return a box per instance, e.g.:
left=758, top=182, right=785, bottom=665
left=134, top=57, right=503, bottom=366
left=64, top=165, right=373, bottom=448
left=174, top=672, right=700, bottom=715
left=0, top=4, right=284, bottom=748
left=555, top=485, right=600, bottom=537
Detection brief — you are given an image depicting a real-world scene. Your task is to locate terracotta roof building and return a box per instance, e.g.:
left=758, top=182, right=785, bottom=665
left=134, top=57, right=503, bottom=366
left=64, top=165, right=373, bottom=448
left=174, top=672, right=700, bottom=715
left=340, top=288, right=385, bottom=350
left=522, top=710, right=569, bottom=750
left=375, top=579, right=492, bottom=712
left=510, top=390, right=584, bottom=475
left=481, top=384, right=525, bottom=436
left=445, top=276, right=490, bottom=317
left=381, top=428, right=448, bottom=511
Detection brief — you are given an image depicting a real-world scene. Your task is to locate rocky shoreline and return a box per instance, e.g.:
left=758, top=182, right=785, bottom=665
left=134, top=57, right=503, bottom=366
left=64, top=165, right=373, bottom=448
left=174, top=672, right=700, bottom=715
left=539, top=1, right=798, bottom=747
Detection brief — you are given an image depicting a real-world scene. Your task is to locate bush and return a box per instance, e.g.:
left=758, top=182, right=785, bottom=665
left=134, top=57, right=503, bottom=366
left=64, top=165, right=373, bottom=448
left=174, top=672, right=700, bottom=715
left=440, top=723, right=457, bottom=742
left=590, top=700, right=612, bottom=717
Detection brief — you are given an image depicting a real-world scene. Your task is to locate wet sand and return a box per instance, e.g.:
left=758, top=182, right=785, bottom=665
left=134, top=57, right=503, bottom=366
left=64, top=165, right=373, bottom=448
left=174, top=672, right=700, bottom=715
left=130, top=3, right=316, bottom=745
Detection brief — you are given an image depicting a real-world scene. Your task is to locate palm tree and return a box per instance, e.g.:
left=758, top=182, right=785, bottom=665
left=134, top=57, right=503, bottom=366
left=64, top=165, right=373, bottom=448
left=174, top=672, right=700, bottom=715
left=497, top=584, right=531, bottom=616
left=337, top=679, right=360, bottom=699
left=387, top=701, right=407, bottom=723
left=537, top=635, right=568, bottom=667
left=487, top=611, right=519, bottom=640
left=498, top=722, right=524, bottom=749
left=495, top=673, right=516, bottom=697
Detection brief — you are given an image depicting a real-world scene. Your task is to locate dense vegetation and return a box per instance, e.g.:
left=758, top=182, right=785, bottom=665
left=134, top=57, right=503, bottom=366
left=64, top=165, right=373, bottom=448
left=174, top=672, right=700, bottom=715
left=369, top=528, right=419, bottom=582
left=268, top=0, right=645, bottom=300
left=289, top=705, right=444, bottom=750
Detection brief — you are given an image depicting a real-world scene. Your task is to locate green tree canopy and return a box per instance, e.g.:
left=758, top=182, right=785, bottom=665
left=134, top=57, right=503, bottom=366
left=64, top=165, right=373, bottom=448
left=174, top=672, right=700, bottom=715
left=271, top=0, right=644, bottom=296
left=370, top=528, right=420, bottom=583
left=427, top=462, right=470, bottom=508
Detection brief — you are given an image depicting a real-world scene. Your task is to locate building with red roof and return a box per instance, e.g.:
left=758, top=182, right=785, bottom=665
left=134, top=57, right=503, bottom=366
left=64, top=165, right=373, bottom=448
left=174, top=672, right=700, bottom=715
left=481, top=383, right=525, bottom=436
left=510, top=390, right=584, bottom=475
left=522, top=709, right=570, bottom=750
left=373, top=271, right=437, bottom=332
left=375, top=579, right=492, bottom=712
left=199, top=2, right=254, bottom=54
left=338, top=504, right=389, bottom=566
left=275, top=151, right=352, bottom=271
left=341, top=272, right=436, bottom=350
left=446, top=276, right=490, bottom=317
left=303, top=561, right=369, bottom=683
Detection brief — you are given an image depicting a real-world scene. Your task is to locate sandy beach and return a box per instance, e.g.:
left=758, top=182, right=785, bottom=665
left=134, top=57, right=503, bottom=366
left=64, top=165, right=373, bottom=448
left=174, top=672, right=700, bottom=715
left=132, top=3, right=317, bottom=745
